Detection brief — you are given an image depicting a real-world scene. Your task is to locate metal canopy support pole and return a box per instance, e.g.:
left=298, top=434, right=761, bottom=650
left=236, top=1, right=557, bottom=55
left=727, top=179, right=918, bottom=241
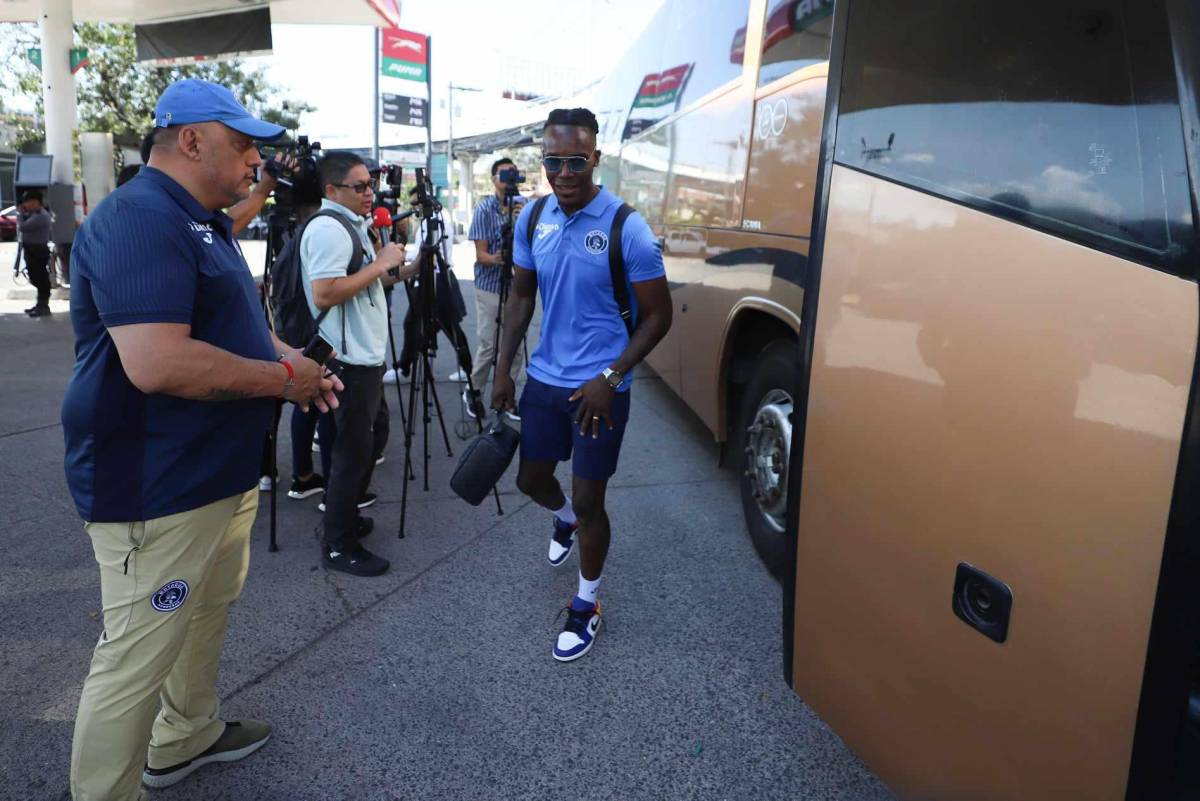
left=40, top=0, right=76, bottom=186
left=446, top=82, right=455, bottom=238
left=462, top=155, right=476, bottom=220
left=372, top=27, right=380, bottom=165
left=424, top=36, right=433, bottom=176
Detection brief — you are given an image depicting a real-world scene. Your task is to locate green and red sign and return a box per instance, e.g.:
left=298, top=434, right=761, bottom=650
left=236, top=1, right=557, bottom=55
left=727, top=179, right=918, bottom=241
left=631, top=64, right=692, bottom=109
left=26, top=47, right=89, bottom=74
left=381, top=28, right=427, bottom=83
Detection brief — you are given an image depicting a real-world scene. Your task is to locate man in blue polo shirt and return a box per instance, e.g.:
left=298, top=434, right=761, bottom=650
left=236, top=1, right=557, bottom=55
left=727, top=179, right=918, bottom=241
left=493, top=107, right=673, bottom=662
left=61, top=79, right=340, bottom=801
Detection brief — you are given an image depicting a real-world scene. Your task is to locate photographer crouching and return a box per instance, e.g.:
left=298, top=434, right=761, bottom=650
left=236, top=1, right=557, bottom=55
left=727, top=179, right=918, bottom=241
left=300, top=152, right=418, bottom=577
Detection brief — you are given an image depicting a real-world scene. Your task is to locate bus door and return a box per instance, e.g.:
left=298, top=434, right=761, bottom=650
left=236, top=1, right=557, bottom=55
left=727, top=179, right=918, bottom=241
left=786, top=0, right=1200, bottom=799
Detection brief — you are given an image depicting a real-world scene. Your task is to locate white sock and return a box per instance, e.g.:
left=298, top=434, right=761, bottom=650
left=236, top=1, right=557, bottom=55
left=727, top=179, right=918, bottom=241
left=553, top=497, right=576, bottom=525
left=576, top=572, right=602, bottom=606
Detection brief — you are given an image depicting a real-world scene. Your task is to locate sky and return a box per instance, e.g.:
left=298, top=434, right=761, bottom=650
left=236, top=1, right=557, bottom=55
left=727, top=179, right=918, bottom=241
left=243, top=0, right=667, bottom=150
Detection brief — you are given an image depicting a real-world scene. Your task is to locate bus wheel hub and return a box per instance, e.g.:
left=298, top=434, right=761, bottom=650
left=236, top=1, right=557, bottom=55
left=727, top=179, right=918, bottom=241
left=745, top=389, right=793, bottom=534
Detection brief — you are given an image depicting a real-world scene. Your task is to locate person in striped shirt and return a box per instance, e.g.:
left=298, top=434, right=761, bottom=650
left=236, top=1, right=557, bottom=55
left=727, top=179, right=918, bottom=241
left=465, top=157, right=527, bottom=419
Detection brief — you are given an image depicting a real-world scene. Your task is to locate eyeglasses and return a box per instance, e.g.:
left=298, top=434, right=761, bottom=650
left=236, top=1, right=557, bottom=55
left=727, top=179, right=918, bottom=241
left=333, top=182, right=374, bottom=195
left=541, top=155, right=592, bottom=174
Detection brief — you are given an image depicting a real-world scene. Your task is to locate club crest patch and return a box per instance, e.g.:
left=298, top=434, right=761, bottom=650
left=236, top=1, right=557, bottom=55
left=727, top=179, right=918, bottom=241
left=584, top=230, right=609, bottom=255
left=151, top=580, right=189, bottom=612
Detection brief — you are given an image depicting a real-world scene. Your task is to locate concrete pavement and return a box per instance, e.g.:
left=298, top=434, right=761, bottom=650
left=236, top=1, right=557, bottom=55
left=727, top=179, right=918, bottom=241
left=0, top=244, right=892, bottom=801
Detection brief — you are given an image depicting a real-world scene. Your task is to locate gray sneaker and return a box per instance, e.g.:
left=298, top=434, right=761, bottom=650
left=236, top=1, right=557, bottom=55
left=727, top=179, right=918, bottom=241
left=143, top=720, right=271, bottom=788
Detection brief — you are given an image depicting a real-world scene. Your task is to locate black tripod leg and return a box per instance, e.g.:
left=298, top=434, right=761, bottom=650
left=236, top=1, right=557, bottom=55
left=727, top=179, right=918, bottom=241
left=425, top=352, right=454, bottom=458
left=399, top=339, right=421, bottom=538
left=384, top=304, right=410, bottom=441
left=421, top=353, right=432, bottom=492
left=268, top=429, right=278, bottom=552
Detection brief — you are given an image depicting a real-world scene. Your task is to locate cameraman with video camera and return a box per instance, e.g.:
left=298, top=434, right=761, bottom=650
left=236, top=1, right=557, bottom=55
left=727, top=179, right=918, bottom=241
left=301, top=151, right=418, bottom=577
left=465, top=158, right=527, bottom=418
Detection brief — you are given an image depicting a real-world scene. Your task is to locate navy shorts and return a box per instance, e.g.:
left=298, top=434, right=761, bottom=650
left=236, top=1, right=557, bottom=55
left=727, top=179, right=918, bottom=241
left=518, top=377, right=632, bottom=480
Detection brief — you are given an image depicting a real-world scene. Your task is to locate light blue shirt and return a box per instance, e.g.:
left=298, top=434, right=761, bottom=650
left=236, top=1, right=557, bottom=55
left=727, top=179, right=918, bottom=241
left=513, top=187, right=664, bottom=390
left=300, top=198, right=387, bottom=367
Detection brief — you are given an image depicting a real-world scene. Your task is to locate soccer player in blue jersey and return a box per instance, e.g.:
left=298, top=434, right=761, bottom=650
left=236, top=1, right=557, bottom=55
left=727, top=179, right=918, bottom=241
left=492, top=107, right=673, bottom=661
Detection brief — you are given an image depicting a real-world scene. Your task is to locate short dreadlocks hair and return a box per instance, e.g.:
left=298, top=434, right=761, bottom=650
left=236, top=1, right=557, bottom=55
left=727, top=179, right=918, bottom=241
left=545, top=107, right=599, bottom=134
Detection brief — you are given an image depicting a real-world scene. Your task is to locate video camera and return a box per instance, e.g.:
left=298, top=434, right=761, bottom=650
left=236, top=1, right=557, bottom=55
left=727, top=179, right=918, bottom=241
left=374, top=164, right=413, bottom=221
left=411, top=167, right=441, bottom=219
left=260, top=135, right=322, bottom=207
left=497, top=165, right=525, bottom=187
left=496, top=165, right=526, bottom=215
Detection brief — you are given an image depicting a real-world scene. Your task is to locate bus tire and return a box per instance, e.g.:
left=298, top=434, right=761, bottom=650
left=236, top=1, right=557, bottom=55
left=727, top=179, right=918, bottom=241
left=737, top=340, right=798, bottom=579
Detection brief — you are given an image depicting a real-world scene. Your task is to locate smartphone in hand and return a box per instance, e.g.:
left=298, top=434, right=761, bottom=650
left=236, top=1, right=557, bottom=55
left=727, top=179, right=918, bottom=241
left=302, top=334, right=334, bottom=366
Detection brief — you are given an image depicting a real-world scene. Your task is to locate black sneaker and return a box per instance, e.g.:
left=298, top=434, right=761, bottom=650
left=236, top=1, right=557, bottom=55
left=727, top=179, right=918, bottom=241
left=287, top=473, right=324, bottom=499
left=26, top=305, right=51, bottom=317
left=142, top=720, right=271, bottom=788
left=323, top=544, right=389, bottom=577
left=318, top=492, right=376, bottom=512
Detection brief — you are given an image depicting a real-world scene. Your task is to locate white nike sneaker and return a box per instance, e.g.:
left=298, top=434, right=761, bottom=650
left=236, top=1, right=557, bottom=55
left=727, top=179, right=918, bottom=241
left=554, top=600, right=602, bottom=662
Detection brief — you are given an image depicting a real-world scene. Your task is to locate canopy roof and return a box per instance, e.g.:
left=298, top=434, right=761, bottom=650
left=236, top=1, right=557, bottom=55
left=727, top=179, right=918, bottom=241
left=0, top=0, right=401, bottom=27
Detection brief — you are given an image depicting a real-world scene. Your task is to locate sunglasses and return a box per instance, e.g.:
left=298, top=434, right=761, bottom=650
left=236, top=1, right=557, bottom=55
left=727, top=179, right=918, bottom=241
left=542, top=155, right=592, bottom=174
left=333, top=182, right=374, bottom=195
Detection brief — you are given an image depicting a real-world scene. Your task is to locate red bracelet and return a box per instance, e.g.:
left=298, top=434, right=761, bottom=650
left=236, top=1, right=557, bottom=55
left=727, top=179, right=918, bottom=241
left=279, top=358, right=295, bottom=395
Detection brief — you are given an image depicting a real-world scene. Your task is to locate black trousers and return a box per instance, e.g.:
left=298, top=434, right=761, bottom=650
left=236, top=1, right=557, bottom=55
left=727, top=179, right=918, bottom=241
left=24, top=244, right=50, bottom=308
left=373, top=394, right=390, bottom=463
left=323, top=363, right=384, bottom=551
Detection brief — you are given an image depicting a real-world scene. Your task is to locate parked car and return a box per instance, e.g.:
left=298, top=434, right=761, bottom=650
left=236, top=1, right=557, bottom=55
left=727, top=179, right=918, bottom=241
left=0, top=205, right=17, bottom=242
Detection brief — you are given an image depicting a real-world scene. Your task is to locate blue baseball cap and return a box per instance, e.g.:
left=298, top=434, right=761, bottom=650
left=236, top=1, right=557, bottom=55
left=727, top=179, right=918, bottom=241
left=154, top=79, right=285, bottom=141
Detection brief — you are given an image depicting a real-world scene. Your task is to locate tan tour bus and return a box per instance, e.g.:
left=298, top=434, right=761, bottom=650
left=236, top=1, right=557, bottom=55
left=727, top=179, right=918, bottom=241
left=579, top=0, right=835, bottom=576
left=588, top=0, right=1200, bottom=798
left=782, top=0, right=1200, bottom=798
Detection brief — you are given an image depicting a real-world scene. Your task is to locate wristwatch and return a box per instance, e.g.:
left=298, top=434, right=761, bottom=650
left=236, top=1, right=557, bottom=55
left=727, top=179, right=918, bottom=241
left=602, top=367, right=623, bottom=391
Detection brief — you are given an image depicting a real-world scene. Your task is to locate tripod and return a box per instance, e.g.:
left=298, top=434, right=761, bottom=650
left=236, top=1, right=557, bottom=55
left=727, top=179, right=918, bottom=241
left=398, top=176, right=503, bottom=539
left=262, top=209, right=296, bottom=553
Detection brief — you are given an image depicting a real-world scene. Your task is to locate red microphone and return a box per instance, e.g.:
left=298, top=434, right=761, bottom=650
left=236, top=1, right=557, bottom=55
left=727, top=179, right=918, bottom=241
left=371, top=206, right=393, bottom=244
left=372, top=206, right=393, bottom=229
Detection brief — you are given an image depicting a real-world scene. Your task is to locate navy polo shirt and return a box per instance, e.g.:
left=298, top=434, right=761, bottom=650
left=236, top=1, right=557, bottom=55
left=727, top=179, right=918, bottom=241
left=513, top=187, right=664, bottom=390
left=61, top=167, right=277, bottom=523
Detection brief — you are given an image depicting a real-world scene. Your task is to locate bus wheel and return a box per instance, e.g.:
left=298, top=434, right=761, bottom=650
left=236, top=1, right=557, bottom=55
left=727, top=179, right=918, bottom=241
left=738, top=341, right=798, bottom=579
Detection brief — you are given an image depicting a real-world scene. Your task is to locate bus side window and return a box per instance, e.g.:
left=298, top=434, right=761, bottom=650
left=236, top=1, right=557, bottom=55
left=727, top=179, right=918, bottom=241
left=759, top=0, right=835, bottom=87
left=834, top=0, right=1196, bottom=275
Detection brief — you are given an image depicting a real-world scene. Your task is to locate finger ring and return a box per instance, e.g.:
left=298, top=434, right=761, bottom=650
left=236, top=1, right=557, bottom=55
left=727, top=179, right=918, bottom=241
left=592, top=415, right=600, bottom=421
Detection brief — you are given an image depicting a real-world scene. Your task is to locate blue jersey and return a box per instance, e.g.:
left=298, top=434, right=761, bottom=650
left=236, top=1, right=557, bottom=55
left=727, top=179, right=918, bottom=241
left=513, top=187, right=664, bottom=391
left=61, top=167, right=277, bottom=522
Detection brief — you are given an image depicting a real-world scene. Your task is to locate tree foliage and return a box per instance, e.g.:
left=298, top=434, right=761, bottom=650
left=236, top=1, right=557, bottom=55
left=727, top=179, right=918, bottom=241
left=1, top=22, right=314, bottom=151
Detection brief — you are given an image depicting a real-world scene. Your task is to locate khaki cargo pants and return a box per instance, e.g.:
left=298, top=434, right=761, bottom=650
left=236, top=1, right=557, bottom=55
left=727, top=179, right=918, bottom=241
left=470, top=287, right=526, bottom=399
left=70, top=489, right=258, bottom=801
